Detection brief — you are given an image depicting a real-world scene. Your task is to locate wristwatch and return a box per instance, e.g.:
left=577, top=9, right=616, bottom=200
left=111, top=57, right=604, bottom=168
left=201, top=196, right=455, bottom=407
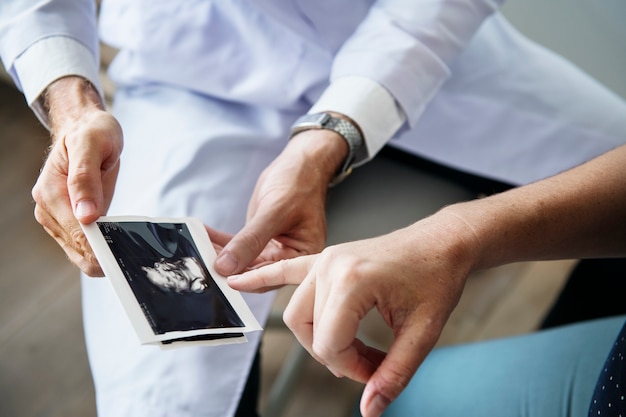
left=289, top=112, right=363, bottom=186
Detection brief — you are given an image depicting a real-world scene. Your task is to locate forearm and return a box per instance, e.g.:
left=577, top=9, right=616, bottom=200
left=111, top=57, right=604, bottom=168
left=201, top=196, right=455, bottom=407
left=442, top=145, right=626, bottom=270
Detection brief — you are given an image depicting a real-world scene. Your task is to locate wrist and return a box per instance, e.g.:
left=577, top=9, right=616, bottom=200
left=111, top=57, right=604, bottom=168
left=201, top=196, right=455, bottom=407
left=43, top=76, right=105, bottom=138
left=438, top=199, right=525, bottom=272
left=286, top=128, right=350, bottom=185
left=289, top=111, right=363, bottom=186
left=425, top=204, right=487, bottom=274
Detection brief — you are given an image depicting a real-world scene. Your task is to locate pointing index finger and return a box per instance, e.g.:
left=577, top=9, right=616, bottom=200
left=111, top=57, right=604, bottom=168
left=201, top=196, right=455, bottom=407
left=227, top=255, right=317, bottom=292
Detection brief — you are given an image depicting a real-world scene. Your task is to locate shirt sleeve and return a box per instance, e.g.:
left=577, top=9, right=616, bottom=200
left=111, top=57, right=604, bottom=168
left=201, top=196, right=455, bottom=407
left=311, top=0, right=504, bottom=164
left=309, top=76, right=405, bottom=167
left=0, top=0, right=102, bottom=128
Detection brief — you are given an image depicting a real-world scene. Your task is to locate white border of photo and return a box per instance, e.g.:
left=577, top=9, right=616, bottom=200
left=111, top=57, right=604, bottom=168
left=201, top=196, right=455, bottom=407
left=82, top=215, right=262, bottom=348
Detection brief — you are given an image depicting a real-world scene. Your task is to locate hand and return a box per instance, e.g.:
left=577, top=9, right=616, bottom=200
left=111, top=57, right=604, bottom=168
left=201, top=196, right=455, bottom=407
left=228, top=213, right=478, bottom=417
left=213, top=127, right=349, bottom=276
left=31, top=77, right=123, bottom=277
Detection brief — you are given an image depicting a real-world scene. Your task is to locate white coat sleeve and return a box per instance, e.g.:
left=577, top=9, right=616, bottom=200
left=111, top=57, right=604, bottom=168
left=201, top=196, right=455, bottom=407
left=311, top=0, right=504, bottom=165
left=0, top=0, right=102, bottom=128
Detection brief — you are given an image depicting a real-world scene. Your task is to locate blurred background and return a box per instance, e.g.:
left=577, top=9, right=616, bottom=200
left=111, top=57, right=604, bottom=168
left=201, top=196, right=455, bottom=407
left=1, top=0, right=624, bottom=416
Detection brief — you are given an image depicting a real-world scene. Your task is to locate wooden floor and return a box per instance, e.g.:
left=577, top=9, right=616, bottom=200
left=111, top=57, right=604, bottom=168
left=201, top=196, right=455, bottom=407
left=0, top=80, right=575, bottom=417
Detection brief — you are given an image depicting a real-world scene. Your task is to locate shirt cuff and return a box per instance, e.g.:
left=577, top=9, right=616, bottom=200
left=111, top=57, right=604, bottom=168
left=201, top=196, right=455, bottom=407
left=13, top=36, right=103, bottom=129
left=309, top=76, right=406, bottom=166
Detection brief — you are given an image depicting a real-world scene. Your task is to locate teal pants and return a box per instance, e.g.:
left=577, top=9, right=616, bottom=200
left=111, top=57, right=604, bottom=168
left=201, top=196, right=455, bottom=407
left=355, top=315, right=626, bottom=417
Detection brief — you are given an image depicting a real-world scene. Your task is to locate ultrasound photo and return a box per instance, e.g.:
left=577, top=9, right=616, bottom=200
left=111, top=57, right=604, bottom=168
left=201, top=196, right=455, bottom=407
left=83, top=216, right=261, bottom=347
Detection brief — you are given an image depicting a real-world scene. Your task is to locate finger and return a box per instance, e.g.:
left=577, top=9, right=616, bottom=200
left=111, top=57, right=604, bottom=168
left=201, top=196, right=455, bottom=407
left=215, top=209, right=286, bottom=275
left=227, top=255, right=316, bottom=292
left=312, top=278, right=378, bottom=382
left=205, top=226, right=234, bottom=248
left=205, top=226, right=232, bottom=255
left=32, top=162, right=102, bottom=275
left=325, top=338, right=386, bottom=383
left=35, top=204, right=103, bottom=276
left=282, top=272, right=318, bottom=360
left=360, top=320, right=438, bottom=417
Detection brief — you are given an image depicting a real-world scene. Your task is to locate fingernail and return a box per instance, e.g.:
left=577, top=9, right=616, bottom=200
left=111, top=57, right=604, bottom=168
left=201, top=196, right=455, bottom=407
left=366, top=394, right=390, bottom=417
left=215, top=253, right=238, bottom=275
left=75, top=200, right=96, bottom=218
left=227, top=274, right=241, bottom=282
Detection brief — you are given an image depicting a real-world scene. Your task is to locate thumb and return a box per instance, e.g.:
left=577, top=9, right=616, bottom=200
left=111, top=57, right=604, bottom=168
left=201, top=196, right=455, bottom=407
left=65, top=142, right=109, bottom=224
left=215, top=212, right=278, bottom=275
left=360, top=325, right=435, bottom=417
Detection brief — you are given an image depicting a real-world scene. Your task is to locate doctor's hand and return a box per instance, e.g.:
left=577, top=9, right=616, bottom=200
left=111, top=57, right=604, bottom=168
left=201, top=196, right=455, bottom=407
left=31, top=76, right=123, bottom=277
left=228, top=214, right=476, bottom=417
left=213, top=126, right=349, bottom=276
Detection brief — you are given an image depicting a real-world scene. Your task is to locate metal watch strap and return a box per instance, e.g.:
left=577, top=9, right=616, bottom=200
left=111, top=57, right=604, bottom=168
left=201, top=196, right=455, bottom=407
left=289, top=113, right=363, bottom=186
